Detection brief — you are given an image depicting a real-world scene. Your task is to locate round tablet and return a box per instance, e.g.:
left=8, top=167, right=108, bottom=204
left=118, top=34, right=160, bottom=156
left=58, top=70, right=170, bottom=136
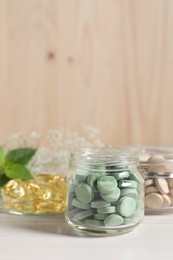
left=148, top=155, right=165, bottom=164
left=91, top=200, right=111, bottom=208
left=87, top=173, right=100, bottom=188
left=97, top=176, right=117, bottom=194
left=112, top=171, right=130, bottom=180
left=169, top=188, right=173, bottom=196
left=100, top=187, right=120, bottom=202
left=68, top=208, right=82, bottom=217
left=162, top=194, right=171, bottom=207
left=117, top=196, right=136, bottom=217
left=120, top=188, right=138, bottom=199
left=145, top=186, right=158, bottom=194
left=94, top=213, right=108, bottom=220
left=75, top=183, right=94, bottom=203
left=168, top=179, right=173, bottom=188
left=74, top=173, right=88, bottom=182
left=118, top=180, right=137, bottom=189
left=97, top=206, right=116, bottom=214
left=104, top=214, right=124, bottom=227
left=155, top=178, right=169, bottom=194
left=123, top=217, right=133, bottom=225
left=84, top=219, right=103, bottom=227
left=145, top=193, right=163, bottom=209
left=74, top=209, right=94, bottom=221
left=145, top=179, right=154, bottom=187
left=72, top=198, right=91, bottom=209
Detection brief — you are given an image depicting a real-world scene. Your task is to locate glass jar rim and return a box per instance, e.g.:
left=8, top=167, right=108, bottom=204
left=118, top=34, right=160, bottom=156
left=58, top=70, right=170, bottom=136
left=126, top=145, right=173, bottom=166
left=71, top=147, right=139, bottom=167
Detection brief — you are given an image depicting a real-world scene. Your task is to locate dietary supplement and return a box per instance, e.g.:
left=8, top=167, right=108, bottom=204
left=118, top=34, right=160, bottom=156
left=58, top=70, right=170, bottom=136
left=65, top=148, right=144, bottom=235
left=2, top=174, right=67, bottom=214
left=137, top=146, right=173, bottom=213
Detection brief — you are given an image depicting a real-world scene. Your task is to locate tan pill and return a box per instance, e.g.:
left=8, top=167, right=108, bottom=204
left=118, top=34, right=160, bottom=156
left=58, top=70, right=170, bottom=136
left=167, top=179, right=173, bottom=188
left=145, top=193, right=163, bottom=209
left=145, top=179, right=154, bottom=187
left=139, top=153, right=151, bottom=163
left=145, top=186, right=158, bottom=194
left=168, top=194, right=173, bottom=205
left=155, top=178, right=169, bottom=194
left=148, top=165, right=166, bottom=173
left=169, top=188, right=173, bottom=196
left=148, top=155, right=165, bottom=164
left=162, top=194, right=171, bottom=207
left=148, top=155, right=166, bottom=173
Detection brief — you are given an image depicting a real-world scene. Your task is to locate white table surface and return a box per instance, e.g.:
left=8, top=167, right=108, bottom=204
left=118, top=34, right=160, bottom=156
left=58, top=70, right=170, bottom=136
left=0, top=213, right=172, bottom=260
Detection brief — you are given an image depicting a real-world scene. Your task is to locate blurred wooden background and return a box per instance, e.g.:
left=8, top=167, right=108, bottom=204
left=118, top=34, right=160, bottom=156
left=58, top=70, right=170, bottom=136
left=0, top=0, right=173, bottom=146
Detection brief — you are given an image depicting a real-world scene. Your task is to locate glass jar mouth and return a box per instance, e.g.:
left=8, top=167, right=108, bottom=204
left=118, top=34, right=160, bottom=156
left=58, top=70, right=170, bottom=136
left=127, top=145, right=173, bottom=166
left=71, top=147, right=139, bottom=167
left=143, top=172, right=173, bottom=178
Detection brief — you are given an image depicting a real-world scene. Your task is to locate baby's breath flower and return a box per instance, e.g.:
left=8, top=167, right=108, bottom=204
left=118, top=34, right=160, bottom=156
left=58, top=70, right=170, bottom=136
left=3, top=127, right=106, bottom=177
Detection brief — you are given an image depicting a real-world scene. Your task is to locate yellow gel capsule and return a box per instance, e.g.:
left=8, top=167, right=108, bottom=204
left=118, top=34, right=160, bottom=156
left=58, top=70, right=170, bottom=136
left=3, top=180, right=26, bottom=199
left=35, top=174, right=55, bottom=183
left=2, top=174, right=67, bottom=214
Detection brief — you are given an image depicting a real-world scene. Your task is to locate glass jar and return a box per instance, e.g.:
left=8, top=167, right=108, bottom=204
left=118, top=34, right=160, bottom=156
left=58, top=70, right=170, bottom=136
left=65, top=148, right=144, bottom=236
left=1, top=174, right=67, bottom=215
left=136, top=146, right=173, bottom=214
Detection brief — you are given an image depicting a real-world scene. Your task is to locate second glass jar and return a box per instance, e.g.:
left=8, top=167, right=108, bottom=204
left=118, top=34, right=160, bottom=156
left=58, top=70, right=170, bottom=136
left=65, top=148, right=144, bottom=236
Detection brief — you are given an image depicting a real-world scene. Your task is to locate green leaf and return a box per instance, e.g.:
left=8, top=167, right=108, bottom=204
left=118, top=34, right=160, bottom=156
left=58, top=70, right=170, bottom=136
left=0, top=174, right=11, bottom=187
left=0, top=146, right=5, bottom=166
left=4, top=162, right=33, bottom=181
left=5, top=148, right=36, bottom=165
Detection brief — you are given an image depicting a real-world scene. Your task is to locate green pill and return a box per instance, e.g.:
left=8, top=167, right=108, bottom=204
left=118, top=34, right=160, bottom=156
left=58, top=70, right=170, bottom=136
left=74, top=173, right=88, bottom=182
left=118, top=180, right=138, bottom=189
left=123, top=217, right=133, bottom=225
left=87, top=173, right=100, bottom=188
left=68, top=208, right=82, bottom=217
left=117, top=196, right=136, bottom=217
left=120, top=188, right=138, bottom=198
left=72, top=198, right=91, bottom=209
left=74, top=209, right=94, bottom=221
left=75, top=183, right=94, bottom=204
left=84, top=219, right=103, bottom=227
left=97, top=206, right=116, bottom=214
left=94, top=213, right=108, bottom=220
left=89, top=165, right=106, bottom=174
left=69, top=183, right=78, bottom=192
left=112, top=171, right=130, bottom=180
left=91, top=200, right=111, bottom=208
left=128, top=173, right=140, bottom=183
left=68, top=192, right=75, bottom=210
left=97, top=176, right=117, bottom=194
left=100, top=187, right=120, bottom=203
left=104, top=214, right=124, bottom=227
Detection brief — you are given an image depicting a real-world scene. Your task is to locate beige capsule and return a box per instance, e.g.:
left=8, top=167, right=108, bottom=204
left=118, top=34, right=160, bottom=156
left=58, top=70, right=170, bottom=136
left=145, top=192, right=163, bottom=209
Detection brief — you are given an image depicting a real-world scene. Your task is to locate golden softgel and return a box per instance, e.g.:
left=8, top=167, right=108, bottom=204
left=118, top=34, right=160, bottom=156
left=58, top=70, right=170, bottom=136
left=2, top=174, right=67, bottom=214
